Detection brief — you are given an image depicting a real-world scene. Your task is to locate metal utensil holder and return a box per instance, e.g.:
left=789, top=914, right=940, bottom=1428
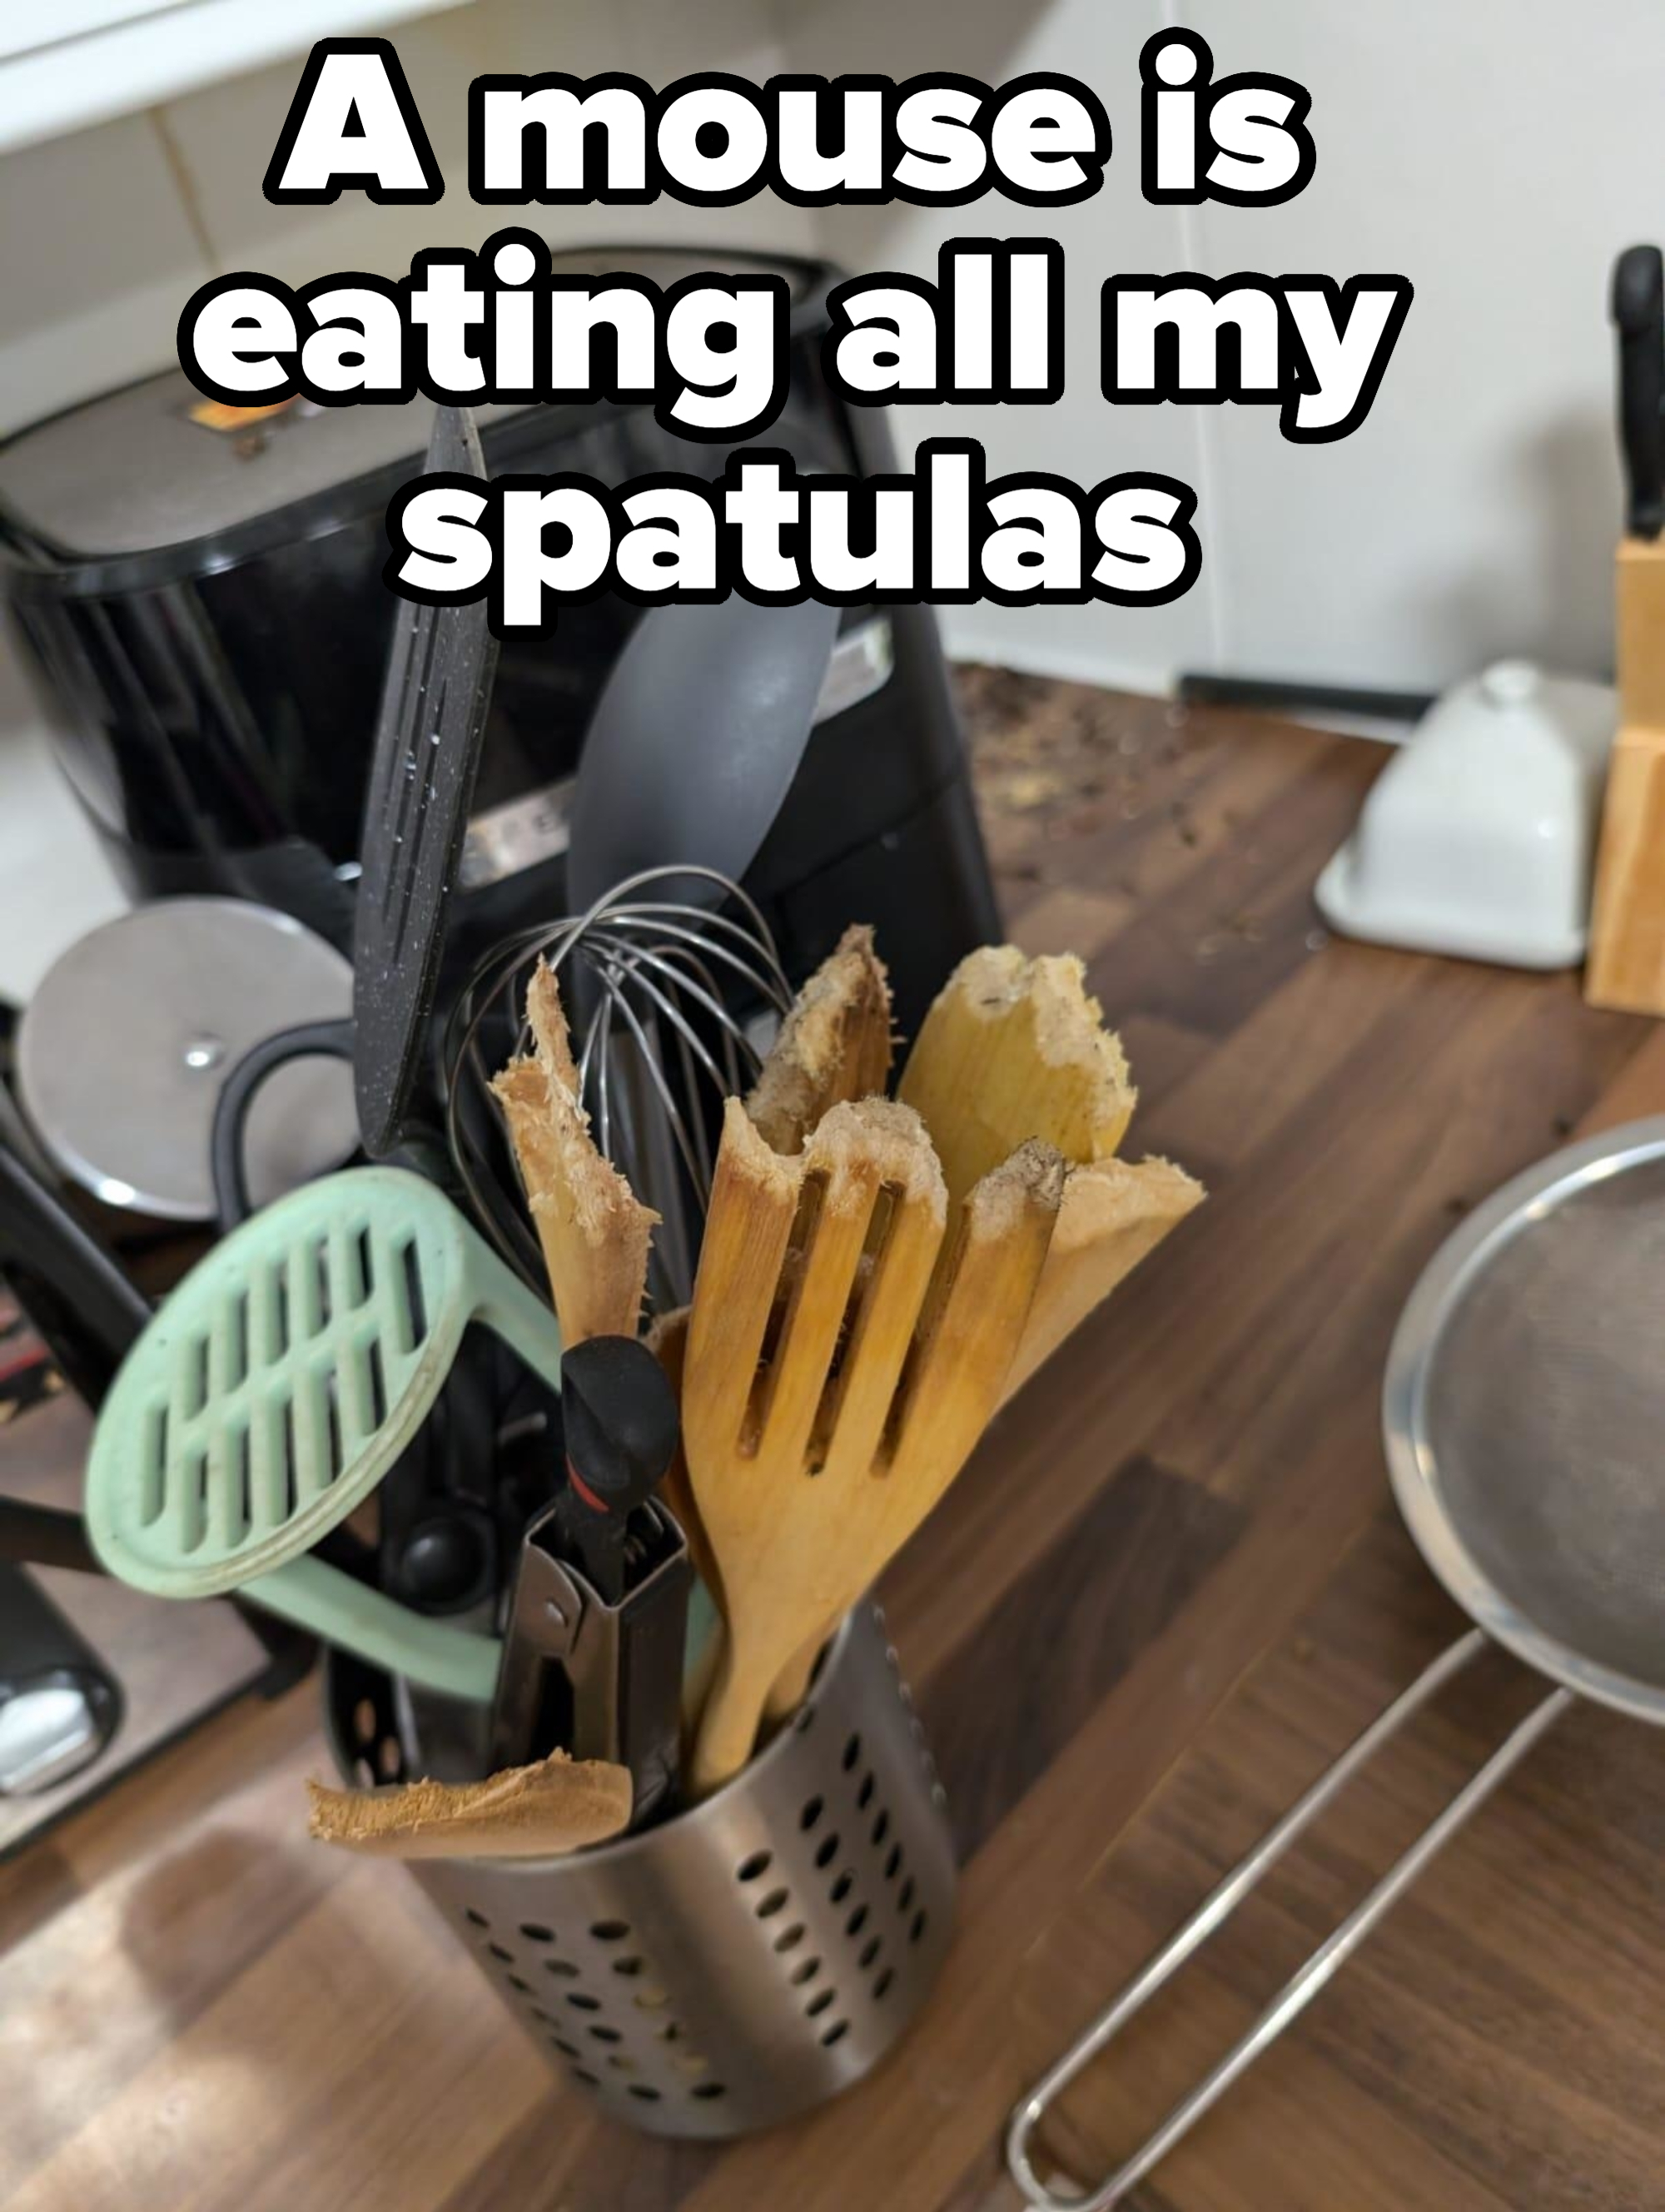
left=326, top=1604, right=957, bottom=2139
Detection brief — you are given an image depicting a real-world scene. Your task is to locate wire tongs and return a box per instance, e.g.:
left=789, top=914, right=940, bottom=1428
left=488, top=1498, right=690, bottom=1827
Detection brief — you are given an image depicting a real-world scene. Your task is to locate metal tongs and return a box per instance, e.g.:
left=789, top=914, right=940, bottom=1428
left=488, top=1336, right=690, bottom=1825
left=489, top=1499, right=688, bottom=1824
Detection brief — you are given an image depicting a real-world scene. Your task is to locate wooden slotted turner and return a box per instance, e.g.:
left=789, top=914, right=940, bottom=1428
left=683, top=1097, right=1062, bottom=1797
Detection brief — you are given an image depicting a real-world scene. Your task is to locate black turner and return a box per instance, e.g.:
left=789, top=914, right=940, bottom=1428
left=354, top=407, right=507, bottom=1774
left=210, top=407, right=499, bottom=1215
left=355, top=405, right=500, bottom=1160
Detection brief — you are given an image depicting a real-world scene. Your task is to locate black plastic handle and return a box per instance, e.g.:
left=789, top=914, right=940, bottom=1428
left=0, top=1499, right=102, bottom=1576
left=210, top=1016, right=358, bottom=1230
left=0, top=1139, right=149, bottom=1409
left=1613, top=244, right=1665, bottom=539
left=556, top=1335, right=680, bottom=1606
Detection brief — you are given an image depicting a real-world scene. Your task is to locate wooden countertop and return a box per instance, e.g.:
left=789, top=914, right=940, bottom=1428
left=7, top=680, right=1665, bottom=2212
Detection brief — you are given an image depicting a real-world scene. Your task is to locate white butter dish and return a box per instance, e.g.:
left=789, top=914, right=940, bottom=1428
left=1315, top=660, right=1616, bottom=971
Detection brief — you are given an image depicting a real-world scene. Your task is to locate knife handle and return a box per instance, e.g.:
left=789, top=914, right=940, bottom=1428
left=1613, top=244, right=1665, bottom=540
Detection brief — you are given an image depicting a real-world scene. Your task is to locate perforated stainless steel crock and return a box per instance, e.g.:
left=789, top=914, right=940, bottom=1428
left=329, top=1603, right=956, bottom=2138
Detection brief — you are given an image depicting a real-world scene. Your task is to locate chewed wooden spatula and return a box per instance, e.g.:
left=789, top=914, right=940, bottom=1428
left=683, top=1097, right=1062, bottom=1797
left=306, top=1747, right=631, bottom=1861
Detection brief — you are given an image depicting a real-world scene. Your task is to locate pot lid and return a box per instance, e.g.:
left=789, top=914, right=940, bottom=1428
left=17, top=897, right=358, bottom=1221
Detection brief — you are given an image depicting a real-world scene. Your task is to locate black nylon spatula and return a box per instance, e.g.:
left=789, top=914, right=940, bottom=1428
left=354, top=405, right=500, bottom=1160
left=211, top=406, right=500, bottom=1220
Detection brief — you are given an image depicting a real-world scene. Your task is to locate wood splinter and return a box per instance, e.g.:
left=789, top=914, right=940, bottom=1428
left=746, top=922, right=894, bottom=1156
left=490, top=960, right=659, bottom=1345
left=306, top=1748, right=632, bottom=1862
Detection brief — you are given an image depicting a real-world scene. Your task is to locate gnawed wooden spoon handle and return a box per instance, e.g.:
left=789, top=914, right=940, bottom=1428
left=763, top=1620, right=835, bottom=1726
left=689, top=1631, right=777, bottom=1798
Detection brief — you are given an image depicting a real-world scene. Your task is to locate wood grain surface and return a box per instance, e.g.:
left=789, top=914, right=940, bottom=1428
left=6, top=676, right=1664, bottom=2212
left=1588, top=535, right=1665, bottom=1012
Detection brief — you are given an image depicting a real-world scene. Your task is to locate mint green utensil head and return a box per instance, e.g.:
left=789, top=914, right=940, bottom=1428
left=87, top=1171, right=563, bottom=1697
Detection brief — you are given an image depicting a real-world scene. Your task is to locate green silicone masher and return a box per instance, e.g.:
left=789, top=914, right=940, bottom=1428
left=87, top=1167, right=564, bottom=1702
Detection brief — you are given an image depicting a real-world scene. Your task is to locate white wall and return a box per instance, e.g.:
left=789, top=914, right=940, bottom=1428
left=766, top=0, right=1212, bottom=692
left=771, top=0, right=1656, bottom=695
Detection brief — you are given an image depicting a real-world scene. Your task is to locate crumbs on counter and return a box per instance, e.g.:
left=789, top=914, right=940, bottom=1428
left=953, top=665, right=1293, bottom=968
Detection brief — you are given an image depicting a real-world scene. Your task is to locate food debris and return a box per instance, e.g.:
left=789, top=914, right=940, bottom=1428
left=954, top=662, right=1292, bottom=977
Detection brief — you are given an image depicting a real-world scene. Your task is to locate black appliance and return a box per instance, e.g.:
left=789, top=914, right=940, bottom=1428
left=0, top=246, right=997, bottom=1036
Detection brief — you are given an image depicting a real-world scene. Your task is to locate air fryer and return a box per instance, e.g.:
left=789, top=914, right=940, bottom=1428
left=0, top=246, right=998, bottom=1037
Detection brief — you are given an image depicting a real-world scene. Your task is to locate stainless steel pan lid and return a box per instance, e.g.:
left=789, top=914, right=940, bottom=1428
left=1384, top=1114, right=1665, bottom=1723
left=17, top=897, right=356, bottom=1220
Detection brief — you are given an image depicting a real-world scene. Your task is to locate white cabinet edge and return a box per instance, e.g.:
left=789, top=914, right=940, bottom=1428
left=0, top=0, right=474, bottom=157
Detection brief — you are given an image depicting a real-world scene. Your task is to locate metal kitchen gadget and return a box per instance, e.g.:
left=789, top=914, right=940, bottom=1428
left=488, top=1495, right=690, bottom=1825
left=490, top=1329, right=688, bottom=1815
left=325, top=1603, right=957, bottom=2140
left=86, top=1166, right=565, bottom=1702
left=548, top=1334, right=682, bottom=1608
left=553, top=593, right=835, bottom=1299
left=446, top=866, right=793, bottom=1310
left=1008, top=1115, right=1665, bottom=2209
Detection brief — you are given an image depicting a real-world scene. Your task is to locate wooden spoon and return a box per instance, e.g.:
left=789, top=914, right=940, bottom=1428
left=897, top=944, right=1134, bottom=1210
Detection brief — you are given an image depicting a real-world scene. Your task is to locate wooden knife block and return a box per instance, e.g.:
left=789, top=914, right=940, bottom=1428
left=1588, top=536, right=1665, bottom=1012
